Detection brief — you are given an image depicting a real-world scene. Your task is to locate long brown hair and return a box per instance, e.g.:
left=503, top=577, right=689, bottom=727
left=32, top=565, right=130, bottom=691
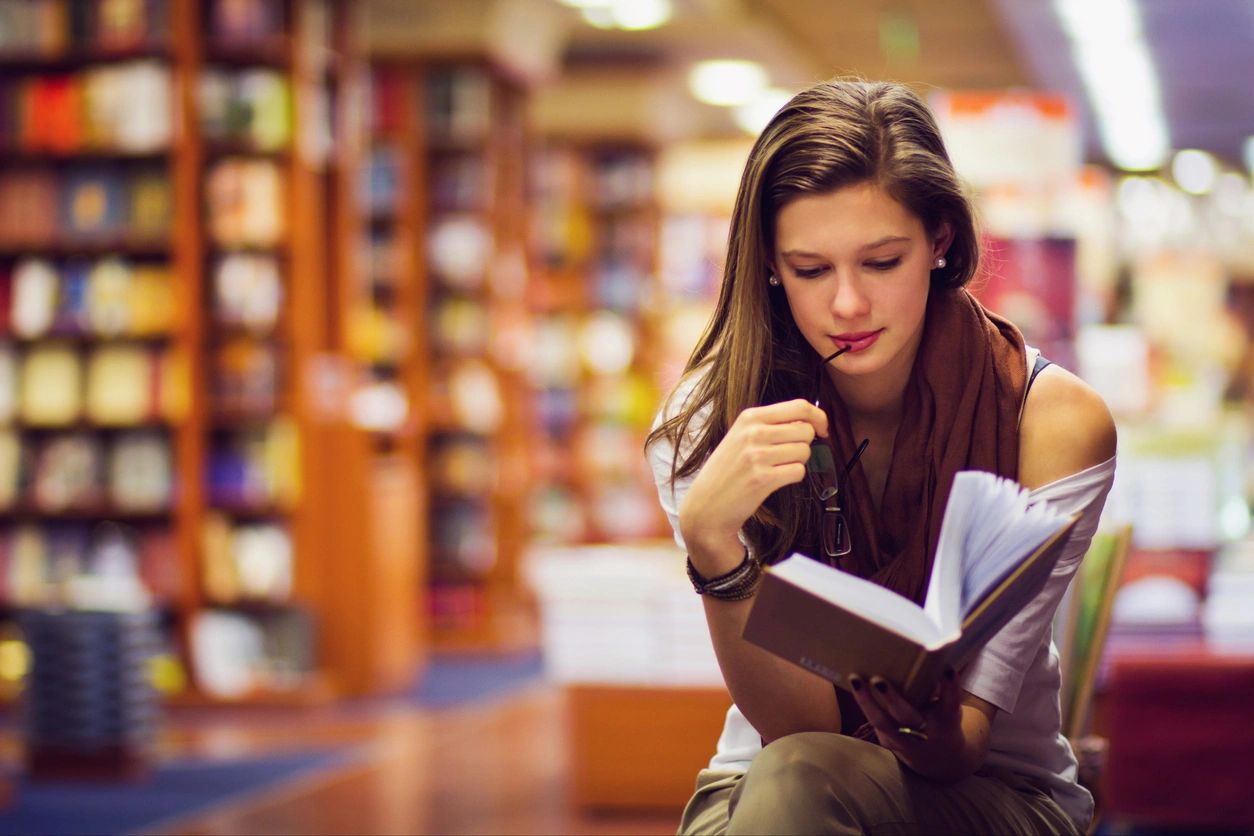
left=645, top=78, right=982, bottom=564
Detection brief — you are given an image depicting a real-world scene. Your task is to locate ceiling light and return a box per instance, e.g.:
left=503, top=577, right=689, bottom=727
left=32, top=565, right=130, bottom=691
left=733, top=87, right=792, bottom=135
left=611, top=0, right=671, bottom=31
left=1053, top=0, right=1169, bottom=171
left=1245, top=136, right=1254, bottom=176
left=579, top=5, right=616, bottom=29
left=564, top=0, right=671, bottom=31
left=1171, top=149, right=1218, bottom=195
left=1054, top=0, right=1138, bottom=42
left=688, top=59, right=767, bottom=107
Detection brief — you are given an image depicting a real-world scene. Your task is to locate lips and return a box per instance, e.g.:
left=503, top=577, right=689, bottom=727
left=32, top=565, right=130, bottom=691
left=831, top=329, right=883, bottom=353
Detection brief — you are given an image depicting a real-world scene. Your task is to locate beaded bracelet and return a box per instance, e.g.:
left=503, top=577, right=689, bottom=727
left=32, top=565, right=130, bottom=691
left=686, top=547, right=761, bottom=601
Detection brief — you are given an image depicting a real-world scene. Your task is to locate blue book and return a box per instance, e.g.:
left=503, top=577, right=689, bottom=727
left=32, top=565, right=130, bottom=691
left=60, top=167, right=128, bottom=239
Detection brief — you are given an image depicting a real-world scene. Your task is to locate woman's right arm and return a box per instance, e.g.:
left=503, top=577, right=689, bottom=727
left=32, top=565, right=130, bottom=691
left=664, top=398, right=842, bottom=743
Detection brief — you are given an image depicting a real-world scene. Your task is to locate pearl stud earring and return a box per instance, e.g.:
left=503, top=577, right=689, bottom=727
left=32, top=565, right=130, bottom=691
left=768, top=274, right=781, bottom=286
left=934, top=256, right=947, bottom=270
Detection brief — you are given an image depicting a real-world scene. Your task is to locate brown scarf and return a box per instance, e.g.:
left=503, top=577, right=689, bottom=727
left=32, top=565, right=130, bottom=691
left=815, top=287, right=1027, bottom=737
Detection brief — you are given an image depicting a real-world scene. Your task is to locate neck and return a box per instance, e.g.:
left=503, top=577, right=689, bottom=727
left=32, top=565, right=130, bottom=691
left=827, top=332, right=920, bottom=426
left=831, top=376, right=905, bottom=427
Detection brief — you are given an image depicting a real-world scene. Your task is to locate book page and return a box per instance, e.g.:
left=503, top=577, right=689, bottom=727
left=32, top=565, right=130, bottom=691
left=770, top=555, right=944, bottom=646
left=958, top=472, right=1071, bottom=614
left=924, top=471, right=1073, bottom=633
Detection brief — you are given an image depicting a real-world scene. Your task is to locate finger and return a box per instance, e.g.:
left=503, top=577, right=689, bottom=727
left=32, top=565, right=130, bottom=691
left=745, top=399, right=829, bottom=437
left=853, top=676, right=928, bottom=747
left=868, top=677, right=927, bottom=730
left=750, top=441, right=814, bottom=468
left=766, top=461, right=808, bottom=490
left=933, top=667, right=961, bottom=719
left=847, top=674, right=893, bottom=731
left=742, top=421, right=817, bottom=446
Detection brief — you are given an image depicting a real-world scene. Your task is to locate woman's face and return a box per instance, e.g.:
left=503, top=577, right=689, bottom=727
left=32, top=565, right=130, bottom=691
left=772, top=181, right=951, bottom=385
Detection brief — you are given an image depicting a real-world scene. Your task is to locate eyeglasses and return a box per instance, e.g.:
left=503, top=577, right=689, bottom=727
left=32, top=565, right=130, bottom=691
left=807, top=348, right=869, bottom=561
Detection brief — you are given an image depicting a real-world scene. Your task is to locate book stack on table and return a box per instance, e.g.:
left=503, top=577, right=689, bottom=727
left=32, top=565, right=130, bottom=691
left=20, top=608, right=159, bottom=781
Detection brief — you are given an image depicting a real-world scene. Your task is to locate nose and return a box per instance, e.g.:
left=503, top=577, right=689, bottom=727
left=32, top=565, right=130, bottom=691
left=829, top=273, right=870, bottom=321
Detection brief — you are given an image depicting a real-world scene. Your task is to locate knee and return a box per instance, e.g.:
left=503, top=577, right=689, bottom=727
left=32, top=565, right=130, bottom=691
left=728, top=733, right=896, bottom=835
left=745, top=732, right=841, bottom=794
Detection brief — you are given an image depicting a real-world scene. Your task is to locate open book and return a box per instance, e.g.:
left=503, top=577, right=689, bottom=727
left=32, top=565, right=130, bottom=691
left=743, top=471, right=1080, bottom=706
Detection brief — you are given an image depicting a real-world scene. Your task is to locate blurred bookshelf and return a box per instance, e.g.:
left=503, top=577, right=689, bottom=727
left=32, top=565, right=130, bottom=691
left=0, top=0, right=424, bottom=707
left=364, top=57, right=536, bottom=652
left=0, top=0, right=187, bottom=706
left=526, top=141, right=670, bottom=547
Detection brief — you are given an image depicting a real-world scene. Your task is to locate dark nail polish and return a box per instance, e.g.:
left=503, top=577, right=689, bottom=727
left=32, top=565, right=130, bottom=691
left=873, top=680, right=888, bottom=694
left=849, top=676, right=863, bottom=691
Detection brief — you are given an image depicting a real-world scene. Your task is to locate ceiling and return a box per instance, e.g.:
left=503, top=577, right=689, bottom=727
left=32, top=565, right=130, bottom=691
left=365, top=0, right=1254, bottom=171
left=556, top=0, right=1254, bottom=170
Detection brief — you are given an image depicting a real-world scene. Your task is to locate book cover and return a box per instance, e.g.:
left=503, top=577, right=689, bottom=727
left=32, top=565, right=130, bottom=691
left=85, top=343, right=153, bottom=425
left=743, top=471, right=1080, bottom=706
left=0, top=346, right=17, bottom=424
left=20, top=343, right=81, bottom=426
left=61, top=166, right=127, bottom=239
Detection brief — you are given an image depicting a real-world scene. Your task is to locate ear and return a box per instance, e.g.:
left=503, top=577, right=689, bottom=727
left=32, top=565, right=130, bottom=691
left=932, top=222, right=955, bottom=260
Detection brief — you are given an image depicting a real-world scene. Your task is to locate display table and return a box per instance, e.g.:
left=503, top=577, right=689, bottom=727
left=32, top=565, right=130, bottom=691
left=567, top=684, right=730, bottom=811
left=1100, top=647, right=1254, bottom=830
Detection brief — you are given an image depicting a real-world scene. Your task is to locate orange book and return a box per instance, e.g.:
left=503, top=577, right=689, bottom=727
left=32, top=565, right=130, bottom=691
left=43, top=75, right=84, bottom=153
left=743, top=471, right=1080, bottom=706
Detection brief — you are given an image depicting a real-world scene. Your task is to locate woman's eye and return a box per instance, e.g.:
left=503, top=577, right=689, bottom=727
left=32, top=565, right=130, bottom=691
left=793, top=266, right=826, bottom=279
left=866, top=258, right=902, bottom=271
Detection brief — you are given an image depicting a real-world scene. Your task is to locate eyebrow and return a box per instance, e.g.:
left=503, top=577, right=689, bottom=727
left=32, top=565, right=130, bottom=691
left=780, top=236, right=912, bottom=258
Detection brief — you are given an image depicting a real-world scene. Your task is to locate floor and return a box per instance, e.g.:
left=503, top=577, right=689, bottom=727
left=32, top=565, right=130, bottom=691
left=150, top=683, right=680, bottom=836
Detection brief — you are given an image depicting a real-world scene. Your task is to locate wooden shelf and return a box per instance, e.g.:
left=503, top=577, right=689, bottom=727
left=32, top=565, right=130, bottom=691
left=0, top=421, right=174, bottom=436
left=0, top=0, right=421, bottom=709
left=206, top=501, right=295, bottom=519
left=0, top=503, right=173, bottom=522
left=203, top=141, right=291, bottom=160
left=0, top=331, right=175, bottom=346
left=0, top=45, right=172, bottom=70
left=0, top=146, right=171, bottom=162
left=209, top=408, right=292, bottom=427
left=0, top=237, right=170, bottom=257
left=203, top=38, right=292, bottom=69
left=202, top=597, right=302, bottom=614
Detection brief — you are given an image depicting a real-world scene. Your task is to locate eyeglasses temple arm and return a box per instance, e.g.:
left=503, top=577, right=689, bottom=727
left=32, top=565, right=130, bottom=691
left=844, top=438, right=869, bottom=476
left=813, top=346, right=850, bottom=408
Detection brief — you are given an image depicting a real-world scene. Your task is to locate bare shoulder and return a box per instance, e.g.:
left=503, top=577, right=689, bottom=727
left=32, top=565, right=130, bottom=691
left=1018, top=363, right=1117, bottom=491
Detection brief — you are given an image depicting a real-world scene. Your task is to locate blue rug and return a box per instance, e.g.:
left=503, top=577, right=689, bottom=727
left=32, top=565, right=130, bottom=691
left=408, top=650, right=546, bottom=708
left=0, top=748, right=357, bottom=836
left=0, top=653, right=545, bottom=833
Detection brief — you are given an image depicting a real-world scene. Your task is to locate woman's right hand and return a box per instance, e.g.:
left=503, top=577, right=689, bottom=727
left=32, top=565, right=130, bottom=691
left=678, top=398, right=829, bottom=574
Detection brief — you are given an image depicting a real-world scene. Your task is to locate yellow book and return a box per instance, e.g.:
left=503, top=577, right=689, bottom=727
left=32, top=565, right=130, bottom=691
left=87, top=257, right=132, bottom=337
left=85, top=344, right=151, bottom=425
left=0, top=429, right=19, bottom=508
left=126, top=265, right=175, bottom=336
left=743, top=471, right=1080, bottom=707
left=0, top=345, right=17, bottom=424
left=20, top=344, right=81, bottom=426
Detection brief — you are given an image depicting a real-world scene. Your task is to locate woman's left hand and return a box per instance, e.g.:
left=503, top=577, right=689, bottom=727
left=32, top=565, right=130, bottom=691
left=847, top=669, right=968, bottom=776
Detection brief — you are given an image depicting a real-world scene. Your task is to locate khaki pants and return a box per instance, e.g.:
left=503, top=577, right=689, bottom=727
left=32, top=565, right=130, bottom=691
left=678, top=733, right=1081, bottom=835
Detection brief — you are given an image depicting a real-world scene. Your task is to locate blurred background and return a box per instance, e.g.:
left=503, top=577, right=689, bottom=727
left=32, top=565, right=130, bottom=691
left=0, top=0, right=1252, bottom=833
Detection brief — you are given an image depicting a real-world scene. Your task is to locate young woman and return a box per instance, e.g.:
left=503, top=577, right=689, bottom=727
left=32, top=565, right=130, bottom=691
left=646, top=79, right=1117, bottom=835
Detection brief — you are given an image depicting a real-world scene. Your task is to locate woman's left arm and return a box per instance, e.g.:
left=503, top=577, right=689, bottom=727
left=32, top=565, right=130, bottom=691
left=850, top=364, right=1118, bottom=781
